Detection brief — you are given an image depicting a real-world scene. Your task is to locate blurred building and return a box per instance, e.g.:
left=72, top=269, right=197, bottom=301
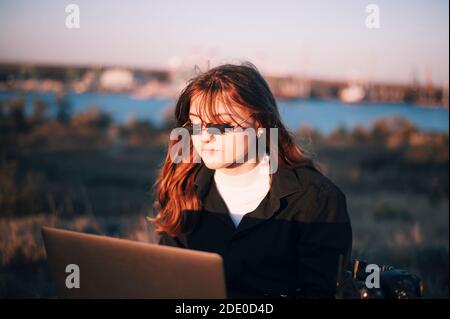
left=99, top=68, right=135, bottom=92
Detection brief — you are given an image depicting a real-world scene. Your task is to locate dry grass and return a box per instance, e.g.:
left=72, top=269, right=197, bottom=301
left=0, top=98, right=448, bottom=298
left=0, top=213, right=158, bottom=298
left=0, top=190, right=448, bottom=298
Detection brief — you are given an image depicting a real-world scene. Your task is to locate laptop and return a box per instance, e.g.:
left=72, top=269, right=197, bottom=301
left=41, top=226, right=227, bottom=299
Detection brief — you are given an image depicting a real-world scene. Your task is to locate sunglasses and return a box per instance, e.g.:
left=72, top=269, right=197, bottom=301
left=181, top=114, right=253, bottom=135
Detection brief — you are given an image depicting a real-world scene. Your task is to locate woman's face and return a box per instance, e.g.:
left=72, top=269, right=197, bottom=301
left=189, top=95, right=260, bottom=170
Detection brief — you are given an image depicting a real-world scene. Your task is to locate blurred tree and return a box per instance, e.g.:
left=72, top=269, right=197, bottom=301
left=70, top=106, right=111, bottom=130
left=30, top=99, right=48, bottom=125
left=56, top=94, right=72, bottom=123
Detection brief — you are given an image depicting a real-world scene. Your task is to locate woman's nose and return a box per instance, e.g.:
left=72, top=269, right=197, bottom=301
left=201, top=128, right=215, bottom=143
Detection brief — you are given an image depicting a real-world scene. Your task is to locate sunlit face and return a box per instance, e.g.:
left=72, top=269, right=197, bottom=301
left=189, top=94, right=260, bottom=170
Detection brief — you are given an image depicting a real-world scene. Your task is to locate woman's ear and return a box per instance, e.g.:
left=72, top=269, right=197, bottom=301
left=254, top=120, right=263, bottom=137
left=257, top=128, right=264, bottom=138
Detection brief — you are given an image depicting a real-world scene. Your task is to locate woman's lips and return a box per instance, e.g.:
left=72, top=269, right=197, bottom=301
left=202, top=149, right=220, bottom=153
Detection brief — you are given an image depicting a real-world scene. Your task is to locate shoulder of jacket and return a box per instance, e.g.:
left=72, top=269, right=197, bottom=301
left=291, top=166, right=349, bottom=223
left=293, top=165, right=344, bottom=196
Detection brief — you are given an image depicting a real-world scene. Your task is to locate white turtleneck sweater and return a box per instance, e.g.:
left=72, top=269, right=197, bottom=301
left=213, top=154, right=271, bottom=227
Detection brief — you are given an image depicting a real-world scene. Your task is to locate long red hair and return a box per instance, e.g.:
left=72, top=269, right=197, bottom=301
left=148, top=62, right=318, bottom=236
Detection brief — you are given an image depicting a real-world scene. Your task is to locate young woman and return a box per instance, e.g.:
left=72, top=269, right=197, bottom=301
left=148, top=62, right=352, bottom=299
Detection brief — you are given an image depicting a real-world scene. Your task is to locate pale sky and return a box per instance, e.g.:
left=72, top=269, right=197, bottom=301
left=0, top=0, right=448, bottom=85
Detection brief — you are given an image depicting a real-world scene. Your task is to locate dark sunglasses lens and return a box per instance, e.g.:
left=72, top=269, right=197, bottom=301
left=207, top=124, right=234, bottom=134
left=190, top=124, right=201, bottom=135
left=185, top=123, right=235, bottom=135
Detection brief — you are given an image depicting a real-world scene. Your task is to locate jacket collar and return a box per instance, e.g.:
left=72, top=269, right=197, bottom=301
left=192, top=162, right=308, bottom=236
left=194, top=162, right=304, bottom=199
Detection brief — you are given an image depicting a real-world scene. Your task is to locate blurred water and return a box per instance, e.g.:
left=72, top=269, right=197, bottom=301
left=0, top=91, right=448, bottom=134
left=278, top=99, right=449, bottom=134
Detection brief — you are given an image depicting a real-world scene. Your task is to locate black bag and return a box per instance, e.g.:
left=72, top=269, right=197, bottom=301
left=336, top=259, right=424, bottom=299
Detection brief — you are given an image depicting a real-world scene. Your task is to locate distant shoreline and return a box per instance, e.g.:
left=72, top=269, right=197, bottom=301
left=1, top=90, right=448, bottom=135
